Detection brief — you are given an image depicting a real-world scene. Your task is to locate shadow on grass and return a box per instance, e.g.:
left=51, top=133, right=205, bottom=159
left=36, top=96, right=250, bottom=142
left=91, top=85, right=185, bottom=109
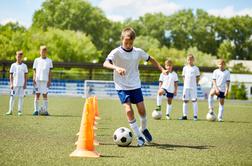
left=197, top=119, right=251, bottom=124
left=100, top=155, right=123, bottom=158
left=99, top=142, right=139, bottom=148
left=24, top=114, right=82, bottom=118
left=148, top=142, right=214, bottom=150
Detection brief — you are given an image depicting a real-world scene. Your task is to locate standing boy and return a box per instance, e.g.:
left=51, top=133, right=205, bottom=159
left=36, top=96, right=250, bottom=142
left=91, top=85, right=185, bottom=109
left=208, top=59, right=230, bottom=122
left=179, top=54, right=200, bottom=121
left=103, top=27, right=167, bottom=146
left=154, top=59, right=178, bottom=120
left=32, top=46, right=53, bottom=116
left=6, top=51, right=28, bottom=116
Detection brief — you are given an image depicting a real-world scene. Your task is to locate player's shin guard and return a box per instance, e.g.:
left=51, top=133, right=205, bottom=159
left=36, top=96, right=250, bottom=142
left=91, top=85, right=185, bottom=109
left=156, top=95, right=162, bottom=107
left=43, top=99, right=48, bottom=111
left=208, top=95, right=214, bottom=111
left=18, top=97, right=24, bottom=112
left=218, top=103, right=224, bottom=119
left=8, top=96, right=15, bottom=113
left=193, top=101, right=198, bottom=117
left=129, top=119, right=142, bottom=138
left=34, top=98, right=39, bottom=112
left=140, top=115, right=147, bottom=131
left=166, top=104, right=172, bottom=115
left=183, top=102, right=188, bottom=116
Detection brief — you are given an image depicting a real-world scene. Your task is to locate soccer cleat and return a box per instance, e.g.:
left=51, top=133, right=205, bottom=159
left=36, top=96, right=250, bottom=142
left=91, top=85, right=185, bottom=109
left=154, top=106, right=161, bottom=112
left=218, top=118, right=224, bottom=122
left=43, top=111, right=50, bottom=116
left=137, top=137, right=145, bottom=147
left=17, top=111, right=22, bottom=116
left=32, top=111, right=39, bottom=116
left=141, top=128, right=152, bottom=142
left=178, top=116, right=187, bottom=120
left=193, top=116, right=198, bottom=121
left=166, top=114, right=170, bottom=120
left=5, top=111, right=12, bottom=115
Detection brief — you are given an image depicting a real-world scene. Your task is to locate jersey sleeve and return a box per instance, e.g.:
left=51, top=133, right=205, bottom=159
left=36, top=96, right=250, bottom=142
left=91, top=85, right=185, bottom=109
left=174, top=73, right=179, bottom=82
left=33, top=59, right=37, bottom=70
left=138, top=48, right=150, bottom=61
left=159, top=73, right=164, bottom=82
left=226, top=71, right=230, bottom=82
left=106, top=48, right=118, bottom=63
left=24, top=64, right=28, bottom=73
left=10, top=64, right=14, bottom=74
left=212, top=70, right=217, bottom=80
left=49, top=59, right=53, bottom=69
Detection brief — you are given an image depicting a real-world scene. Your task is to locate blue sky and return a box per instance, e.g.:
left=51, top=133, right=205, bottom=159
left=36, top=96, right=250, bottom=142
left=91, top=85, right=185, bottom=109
left=0, top=0, right=252, bottom=27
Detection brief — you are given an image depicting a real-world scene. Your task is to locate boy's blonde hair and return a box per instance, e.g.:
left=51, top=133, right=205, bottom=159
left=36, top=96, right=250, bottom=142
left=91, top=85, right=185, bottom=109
left=217, top=59, right=225, bottom=64
left=16, top=50, right=23, bottom=55
left=187, top=53, right=195, bottom=60
left=121, top=27, right=136, bottom=40
left=165, top=59, right=173, bottom=66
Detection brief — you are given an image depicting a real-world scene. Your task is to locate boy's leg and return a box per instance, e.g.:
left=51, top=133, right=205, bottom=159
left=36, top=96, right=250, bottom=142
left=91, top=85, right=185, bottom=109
left=208, top=88, right=215, bottom=112
left=33, top=93, right=40, bottom=115
left=180, top=89, right=188, bottom=120
left=42, top=94, right=48, bottom=111
left=166, top=97, right=173, bottom=119
left=155, top=89, right=165, bottom=111
left=192, top=100, right=198, bottom=120
left=17, top=87, right=25, bottom=115
left=218, top=98, right=225, bottom=121
left=124, top=102, right=145, bottom=146
left=136, top=101, right=152, bottom=142
left=6, top=95, right=15, bottom=115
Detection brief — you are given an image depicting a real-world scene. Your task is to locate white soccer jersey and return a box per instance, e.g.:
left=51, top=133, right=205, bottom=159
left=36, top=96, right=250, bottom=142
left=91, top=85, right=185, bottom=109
left=212, top=69, right=230, bottom=92
left=182, top=65, right=200, bottom=89
left=106, top=47, right=150, bottom=90
left=159, top=71, right=178, bottom=93
left=33, top=57, right=53, bottom=81
left=10, top=62, right=28, bottom=87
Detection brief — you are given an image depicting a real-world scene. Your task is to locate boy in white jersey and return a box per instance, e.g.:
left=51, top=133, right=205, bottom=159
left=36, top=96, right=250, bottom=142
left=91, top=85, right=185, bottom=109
left=103, top=27, right=167, bottom=147
left=179, top=54, right=200, bottom=121
left=6, top=51, right=28, bottom=116
left=154, top=59, right=178, bottom=120
left=208, top=59, right=230, bottom=122
left=32, top=46, right=53, bottom=116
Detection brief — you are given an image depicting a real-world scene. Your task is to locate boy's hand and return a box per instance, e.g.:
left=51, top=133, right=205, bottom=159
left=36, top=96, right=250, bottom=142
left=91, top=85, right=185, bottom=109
left=161, top=69, right=168, bottom=75
left=23, top=85, right=26, bottom=89
left=215, top=88, right=220, bottom=95
left=33, top=80, right=36, bottom=86
left=225, top=90, right=229, bottom=97
left=47, top=81, right=51, bottom=88
left=10, top=84, right=13, bottom=90
left=115, top=67, right=126, bottom=76
left=174, top=90, right=177, bottom=96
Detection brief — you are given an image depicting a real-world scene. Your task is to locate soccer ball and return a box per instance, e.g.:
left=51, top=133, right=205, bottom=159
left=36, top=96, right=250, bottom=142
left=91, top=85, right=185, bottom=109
left=113, top=127, right=133, bottom=147
left=152, top=110, right=162, bottom=120
left=206, top=112, right=216, bottom=121
left=39, top=106, right=47, bottom=116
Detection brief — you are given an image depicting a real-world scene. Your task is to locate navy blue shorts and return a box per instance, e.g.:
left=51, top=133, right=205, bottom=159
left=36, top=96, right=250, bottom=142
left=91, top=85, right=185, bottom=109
left=217, top=91, right=225, bottom=99
left=162, top=88, right=174, bottom=98
left=117, top=88, right=144, bottom=104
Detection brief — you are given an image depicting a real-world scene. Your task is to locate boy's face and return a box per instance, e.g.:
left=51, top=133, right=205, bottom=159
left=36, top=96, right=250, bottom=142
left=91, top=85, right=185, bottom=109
left=165, top=64, right=173, bottom=72
left=122, top=36, right=134, bottom=50
left=40, top=49, right=47, bottom=58
left=218, top=61, right=225, bottom=70
left=187, top=57, right=194, bottom=66
left=16, top=53, right=23, bottom=63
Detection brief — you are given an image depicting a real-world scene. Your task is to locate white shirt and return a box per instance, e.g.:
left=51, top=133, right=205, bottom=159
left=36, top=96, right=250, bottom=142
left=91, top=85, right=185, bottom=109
left=212, top=69, right=230, bottom=92
left=106, top=47, right=150, bottom=90
left=159, top=71, right=178, bottom=93
left=33, top=57, right=53, bottom=81
left=182, top=65, right=200, bottom=89
left=10, top=62, right=28, bottom=87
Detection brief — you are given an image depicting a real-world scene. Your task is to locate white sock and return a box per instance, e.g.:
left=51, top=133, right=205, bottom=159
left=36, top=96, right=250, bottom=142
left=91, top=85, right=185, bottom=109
left=129, top=119, right=142, bottom=138
left=8, top=96, right=15, bottom=112
left=218, top=103, right=224, bottom=119
left=208, top=95, right=214, bottom=110
left=193, top=101, right=198, bottom=117
left=183, top=102, right=188, bottom=116
left=18, top=97, right=24, bottom=112
left=34, top=98, right=39, bottom=112
left=43, top=99, right=48, bottom=111
left=156, top=95, right=162, bottom=106
left=166, top=104, right=172, bottom=115
left=140, top=115, right=147, bottom=130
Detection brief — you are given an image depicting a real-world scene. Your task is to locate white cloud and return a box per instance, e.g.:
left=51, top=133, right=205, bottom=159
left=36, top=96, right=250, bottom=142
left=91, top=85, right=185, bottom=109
left=0, top=18, right=29, bottom=27
left=208, top=6, right=252, bottom=18
left=98, top=0, right=181, bottom=21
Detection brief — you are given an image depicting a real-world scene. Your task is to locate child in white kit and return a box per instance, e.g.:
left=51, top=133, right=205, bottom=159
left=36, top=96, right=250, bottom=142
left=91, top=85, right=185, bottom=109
left=6, top=51, right=28, bottom=116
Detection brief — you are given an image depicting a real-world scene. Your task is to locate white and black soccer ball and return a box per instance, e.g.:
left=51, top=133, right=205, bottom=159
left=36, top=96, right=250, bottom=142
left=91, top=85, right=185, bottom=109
left=206, top=112, right=216, bottom=121
left=113, top=127, right=133, bottom=147
left=39, top=106, right=47, bottom=115
left=152, top=110, right=162, bottom=120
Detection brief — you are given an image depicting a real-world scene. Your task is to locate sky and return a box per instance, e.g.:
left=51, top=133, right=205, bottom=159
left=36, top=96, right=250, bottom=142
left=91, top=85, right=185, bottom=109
left=0, top=0, right=252, bottom=27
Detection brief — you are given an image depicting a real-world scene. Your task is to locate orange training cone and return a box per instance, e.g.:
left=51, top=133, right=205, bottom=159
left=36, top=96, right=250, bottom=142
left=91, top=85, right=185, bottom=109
left=93, top=96, right=101, bottom=120
left=70, top=99, right=100, bottom=158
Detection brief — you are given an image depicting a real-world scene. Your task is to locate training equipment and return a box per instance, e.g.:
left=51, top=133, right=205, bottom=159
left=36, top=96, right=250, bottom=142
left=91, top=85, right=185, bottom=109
left=152, top=110, right=162, bottom=120
left=206, top=112, right=216, bottom=121
left=113, top=127, right=133, bottom=147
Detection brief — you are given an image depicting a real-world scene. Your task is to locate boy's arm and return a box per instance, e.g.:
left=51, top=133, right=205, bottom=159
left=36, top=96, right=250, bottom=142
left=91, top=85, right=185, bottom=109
left=23, top=73, right=28, bottom=89
left=103, top=60, right=126, bottom=76
left=159, top=81, right=163, bottom=88
left=225, top=81, right=230, bottom=96
left=10, top=74, right=14, bottom=89
left=33, top=69, right=36, bottom=86
left=212, top=79, right=219, bottom=93
left=47, top=70, right=52, bottom=88
left=148, top=56, right=167, bottom=74
left=174, top=82, right=178, bottom=96
left=196, top=76, right=200, bottom=85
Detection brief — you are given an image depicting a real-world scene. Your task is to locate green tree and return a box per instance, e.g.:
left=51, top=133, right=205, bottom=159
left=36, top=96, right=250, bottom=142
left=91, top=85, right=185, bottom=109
left=217, top=40, right=234, bottom=61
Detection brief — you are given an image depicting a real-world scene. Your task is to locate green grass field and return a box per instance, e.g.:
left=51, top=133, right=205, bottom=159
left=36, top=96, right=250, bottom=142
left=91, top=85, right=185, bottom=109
left=0, top=95, right=251, bottom=166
